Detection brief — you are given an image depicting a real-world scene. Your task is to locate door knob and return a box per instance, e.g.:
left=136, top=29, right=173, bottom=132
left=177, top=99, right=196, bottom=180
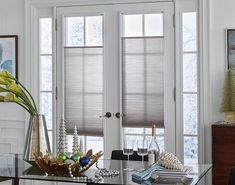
left=115, top=112, right=124, bottom=118
left=115, top=112, right=121, bottom=118
left=99, top=112, right=112, bottom=118
left=105, top=112, right=112, bottom=118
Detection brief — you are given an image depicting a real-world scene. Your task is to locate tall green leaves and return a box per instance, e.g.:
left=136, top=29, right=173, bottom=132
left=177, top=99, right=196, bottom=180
left=0, top=70, right=38, bottom=115
left=220, top=70, right=235, bottom=112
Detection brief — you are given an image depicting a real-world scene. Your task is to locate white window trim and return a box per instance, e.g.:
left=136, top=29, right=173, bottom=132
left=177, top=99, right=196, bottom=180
left=175, top=0, right=198, bottom=163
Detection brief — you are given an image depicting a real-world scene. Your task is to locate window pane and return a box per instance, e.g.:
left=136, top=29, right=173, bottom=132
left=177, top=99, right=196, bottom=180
left=183, top=54, right=197, bottom=92
left=183, top=94, right=198, bottom=135
left=125, top=135, right=143, bottom=150
left=146, top=136, right=164, bottom=152
left=124, top=15, right=143, bottom=37
left=66, top=17, right=84, bottom=46
left=41, top=92, right=52, bottom=130
left=184, top=136, right=198, bottom=163
left=40, top=18, right=52, bottom=54
left=85, top=16, right=103, bottom=46
left=145, top=128, right=164, bottom=135
left=86, top=136, right=103, bottom=154
left=145, top=14, right=163, bottom=36
left=124, top=128, right=144, bottom=134
left=182, top=12, right=197, bottom=52
left=48, top=131, right=53, bottom=152
left=40, top=56, right=52, bottom=91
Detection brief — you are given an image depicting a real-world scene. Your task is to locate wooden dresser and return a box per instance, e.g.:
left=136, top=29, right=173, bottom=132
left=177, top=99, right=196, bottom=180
left=212, top=122, right=235, bottom=185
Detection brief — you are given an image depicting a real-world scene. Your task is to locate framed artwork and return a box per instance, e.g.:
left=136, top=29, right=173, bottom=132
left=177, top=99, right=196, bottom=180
left=227, top=29, right=235, bottom=72
left=0, top=35, right=18, bottom=79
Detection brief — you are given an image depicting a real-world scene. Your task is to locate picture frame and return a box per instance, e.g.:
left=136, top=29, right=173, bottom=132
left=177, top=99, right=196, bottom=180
left=226, top=29, right=235, bottom=72
left=0, top=35, right=18, bottom=79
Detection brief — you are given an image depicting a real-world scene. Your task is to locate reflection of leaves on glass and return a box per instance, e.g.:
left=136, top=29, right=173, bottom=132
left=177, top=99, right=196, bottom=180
left=90, top=19, right=102, bottom=45
left=41, top=18, right=52, bottom=54
left=184, top=94, right=198, bottom=135
left=41, top=56, right=52, bottom=91
left=182, top=12, right=196, bottom=52
left=41, top=93, right=52, bottom=129
left=183, top=25, right=196, bottom=50
left=72, top=22, right=83, bottom=45
left=67, top=17, right=84, bottom=46
left=183, top=54, right=197, bottom=92
left=184, top=137, right=198, bottom=163
left=86, top=16, right=103, bottom=46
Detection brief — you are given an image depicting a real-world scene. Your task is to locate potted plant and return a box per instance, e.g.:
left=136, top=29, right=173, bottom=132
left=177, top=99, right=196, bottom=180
left=0, top=70, right=51, bottom=163
left=220, top=69, right=235, bottom=123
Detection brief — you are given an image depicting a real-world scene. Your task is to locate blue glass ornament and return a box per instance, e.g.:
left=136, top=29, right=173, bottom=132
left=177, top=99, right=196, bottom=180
left=79, top=156, right=90, bottom=167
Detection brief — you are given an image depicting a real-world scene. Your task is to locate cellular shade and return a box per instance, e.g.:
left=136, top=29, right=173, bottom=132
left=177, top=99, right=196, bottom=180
left=64, top=47, right=103, bottom=136
left=122, top=37, right=164, bottom=128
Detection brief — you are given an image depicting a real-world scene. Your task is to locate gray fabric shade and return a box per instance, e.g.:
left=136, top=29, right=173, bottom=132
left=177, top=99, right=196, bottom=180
left=64, top=47, right=103, bottom=136
left=122, top=37, right=165, bottom=128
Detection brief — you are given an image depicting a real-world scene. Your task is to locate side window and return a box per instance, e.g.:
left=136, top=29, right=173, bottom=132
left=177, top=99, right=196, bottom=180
left=182, top=12, right=198, bottom=163
left=39, top=17, right=54, bottom=149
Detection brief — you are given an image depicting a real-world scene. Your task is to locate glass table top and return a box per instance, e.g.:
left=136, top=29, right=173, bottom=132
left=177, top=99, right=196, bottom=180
left=0, top=154, right=212, bottom=185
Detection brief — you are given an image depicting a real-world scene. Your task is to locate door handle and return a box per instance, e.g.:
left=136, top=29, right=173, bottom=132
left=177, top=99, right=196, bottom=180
left=115, top=112, right=121, bottom=118
left=105, top=112, right=112, bottom=118
left=100, top=112, right=112, bottom=118
left=115, top=112, right=125, bottom=118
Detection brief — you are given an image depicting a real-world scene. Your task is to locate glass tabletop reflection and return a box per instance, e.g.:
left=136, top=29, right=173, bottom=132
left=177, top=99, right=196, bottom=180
left=0, top=154, right=212, bottom=185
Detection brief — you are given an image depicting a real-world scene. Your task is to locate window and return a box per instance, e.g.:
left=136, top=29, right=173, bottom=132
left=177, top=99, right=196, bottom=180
left=30, top=0, right=203, bottom=163
left=122, top=13, right=165, bottom=150
left=39, top=17, right=53, bottom=149
left=64, top=15, right=104, bottom=154
left=182, top=12, right=198, bottom=163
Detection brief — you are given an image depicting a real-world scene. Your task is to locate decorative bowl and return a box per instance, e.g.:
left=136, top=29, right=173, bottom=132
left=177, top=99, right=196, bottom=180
left=35, top=150, right=103, bottom=177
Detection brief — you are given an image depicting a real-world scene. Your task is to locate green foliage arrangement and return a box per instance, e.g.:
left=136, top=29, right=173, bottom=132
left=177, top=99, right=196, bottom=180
left=0, top=70, right=38, bottom=116
left=220, top=69, right=235, bottom=112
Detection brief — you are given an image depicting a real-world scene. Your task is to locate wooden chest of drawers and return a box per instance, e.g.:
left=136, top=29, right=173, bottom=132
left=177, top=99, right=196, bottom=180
left=212, top=122, right=235, bottom=185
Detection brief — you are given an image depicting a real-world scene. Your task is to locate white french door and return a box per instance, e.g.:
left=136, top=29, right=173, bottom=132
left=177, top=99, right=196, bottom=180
left=56, top=2, right=175, bottom=158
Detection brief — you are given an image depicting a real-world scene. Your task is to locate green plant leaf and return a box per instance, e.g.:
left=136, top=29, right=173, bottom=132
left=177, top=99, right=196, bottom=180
left=8, top=83, right=22, bottom=94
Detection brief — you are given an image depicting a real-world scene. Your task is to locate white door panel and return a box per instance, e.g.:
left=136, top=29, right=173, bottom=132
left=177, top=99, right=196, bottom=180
left=56, top=2, right=175, bottom=158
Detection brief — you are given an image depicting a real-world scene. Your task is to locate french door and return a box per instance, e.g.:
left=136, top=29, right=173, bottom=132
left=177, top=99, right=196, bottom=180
left=56, top=2, right=175, bottom=158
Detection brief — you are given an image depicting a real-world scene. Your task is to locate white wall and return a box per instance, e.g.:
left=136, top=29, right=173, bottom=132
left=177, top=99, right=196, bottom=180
left=210, top=0, right=235, bottom=122
left=0, top=0, right=25, bottom=155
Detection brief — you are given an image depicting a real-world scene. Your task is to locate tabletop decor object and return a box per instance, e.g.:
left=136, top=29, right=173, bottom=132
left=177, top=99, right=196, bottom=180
left=58, top=118, right=68, bottom=153
left=72, top=125, right=80, bottom=154
left=158, top=152, right=184, bottom=170
left=35, top=150, right=103, bottom=177
left=132, top=163, right=164, bottom=181
left=220, top=69, right=235, bottom=123
left=95, top=160, right=119, bottom=178
left=0, top=70, right=51, bottom=163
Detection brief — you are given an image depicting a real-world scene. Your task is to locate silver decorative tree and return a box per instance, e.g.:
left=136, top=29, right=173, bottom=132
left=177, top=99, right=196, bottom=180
left=72, top=125, right=80, bottom=154
left=57, top=118, right=68, bottom=153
